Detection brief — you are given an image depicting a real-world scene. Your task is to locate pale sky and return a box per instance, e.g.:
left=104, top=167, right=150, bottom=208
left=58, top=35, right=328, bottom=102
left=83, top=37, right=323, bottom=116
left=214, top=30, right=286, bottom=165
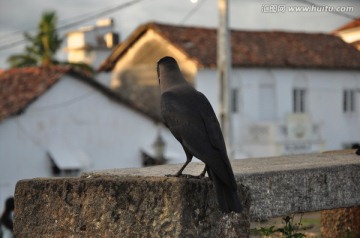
left=0, top=0, right=359, bottom=69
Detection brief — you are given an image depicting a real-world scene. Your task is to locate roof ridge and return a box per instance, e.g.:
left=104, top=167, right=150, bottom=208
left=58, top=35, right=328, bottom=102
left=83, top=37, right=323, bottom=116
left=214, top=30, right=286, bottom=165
left=0, top=66, right=161, bottom=123
left=98, top=21, right=360, bottom=72
left=333, top=18, right=360, bottom=32
left=149, top=21, right=331, bottom=35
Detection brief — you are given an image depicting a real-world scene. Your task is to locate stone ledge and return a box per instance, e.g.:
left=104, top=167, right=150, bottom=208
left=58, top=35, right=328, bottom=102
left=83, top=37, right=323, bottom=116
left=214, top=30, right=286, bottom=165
left=14, top=150, right=360, bottom=237
left=15, top=176, right=250, bottom=238
left=83, top=149, right=360, bottom=220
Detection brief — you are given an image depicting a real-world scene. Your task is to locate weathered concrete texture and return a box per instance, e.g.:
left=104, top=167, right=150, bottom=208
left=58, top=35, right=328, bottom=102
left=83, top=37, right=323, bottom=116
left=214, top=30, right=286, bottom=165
left=321, top=206, right=360, bottom=238
left=84, top=149, right=360, bottom=221
left=235, top=150, right=360, bottom=220
left=15, top=176, right=250, bottom=238
left=14, top=150, right=360, bottom=237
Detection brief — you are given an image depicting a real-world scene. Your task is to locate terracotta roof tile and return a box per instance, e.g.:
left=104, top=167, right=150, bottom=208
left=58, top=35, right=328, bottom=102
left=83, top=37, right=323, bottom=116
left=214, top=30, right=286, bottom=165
left=334, top=18, right=360, bottom=32
left=0, top=66, right=69, bottom=122
left=0, top=66, right=162, bottom=123
left=153, top=23, right=360, bottom=69
left=100, top=22, right=360, bottom=71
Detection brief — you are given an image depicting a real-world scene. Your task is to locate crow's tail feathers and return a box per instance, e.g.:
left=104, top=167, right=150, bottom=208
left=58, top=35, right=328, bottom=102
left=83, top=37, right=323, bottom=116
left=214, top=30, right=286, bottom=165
left=209, top=169, right=242, bottom=213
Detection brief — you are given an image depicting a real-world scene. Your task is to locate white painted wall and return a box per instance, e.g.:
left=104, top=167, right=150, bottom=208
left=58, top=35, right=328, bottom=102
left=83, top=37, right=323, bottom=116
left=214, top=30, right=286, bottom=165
left=196, top=68, right=360, bottom=158
left=66, top=23, right=116, bottom=69
left=0, top=74, right=185, bottom=210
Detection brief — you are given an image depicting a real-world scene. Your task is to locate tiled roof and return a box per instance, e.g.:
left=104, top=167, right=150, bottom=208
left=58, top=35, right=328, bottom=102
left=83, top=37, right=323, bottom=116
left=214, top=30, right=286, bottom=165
left=0, top=66, right=69, bottom=122
left=99, top=22, right=360, bottom=71
left=0, top=66, right=161, bottom=123
left=334, top=18, right=360, bottom=32
left=352, top=40, right=360, bottom=50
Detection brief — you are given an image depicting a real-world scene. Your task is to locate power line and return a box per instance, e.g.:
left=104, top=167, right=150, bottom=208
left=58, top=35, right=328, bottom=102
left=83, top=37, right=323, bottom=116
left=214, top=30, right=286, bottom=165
left=14, top=116, right=46, bottom=150
left=0, top=3, right=121, bottom=44
left=0, top=0, right=144, bottom=52
left=27, top=90, right=95, bottom=112
left=54, top=0, right=144, bottom=32
left=0, top=39, right=28, bottom=51
left=0, top=2, right=130, bottom=40
left=179, top=0, right=209, bottom=24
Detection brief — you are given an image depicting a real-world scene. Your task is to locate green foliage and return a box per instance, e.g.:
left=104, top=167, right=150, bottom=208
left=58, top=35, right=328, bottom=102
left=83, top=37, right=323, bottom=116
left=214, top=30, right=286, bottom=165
left=8, top=11, right=62, bottom=68
left=345, top=227, right=360, bottom=238
left=253, top=214, right=307, bottom=238
left=278, top=215, right=306, bottom=238
left=256, top=226, right=277, bottom=236
left=7, top=11, right=94, bottom=75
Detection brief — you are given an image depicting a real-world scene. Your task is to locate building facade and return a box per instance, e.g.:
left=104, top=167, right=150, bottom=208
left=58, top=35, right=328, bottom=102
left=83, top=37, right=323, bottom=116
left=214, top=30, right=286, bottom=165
left=197, top=68, right=359, bottom=158
left=333, top=18, right=360, bottom=50
left=99, top=22, right=360, bottom=158
left=0, top=67, right=184, bottom=210
left=65, top=18, right=119, bottom=69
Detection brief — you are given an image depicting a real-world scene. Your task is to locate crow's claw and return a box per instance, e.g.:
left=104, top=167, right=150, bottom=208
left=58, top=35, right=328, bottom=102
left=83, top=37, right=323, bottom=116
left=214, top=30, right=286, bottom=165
left=165, top=174, right=205, bottom=179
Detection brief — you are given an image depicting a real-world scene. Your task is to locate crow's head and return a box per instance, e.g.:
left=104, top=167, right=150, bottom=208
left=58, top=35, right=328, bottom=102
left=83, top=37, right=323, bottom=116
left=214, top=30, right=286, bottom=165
left=157, top=56, right=179, bottom=84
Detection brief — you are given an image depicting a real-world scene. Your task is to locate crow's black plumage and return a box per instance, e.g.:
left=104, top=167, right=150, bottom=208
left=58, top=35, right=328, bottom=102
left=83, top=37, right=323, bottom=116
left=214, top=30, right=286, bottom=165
left=157, top=56, right=242, bottom=213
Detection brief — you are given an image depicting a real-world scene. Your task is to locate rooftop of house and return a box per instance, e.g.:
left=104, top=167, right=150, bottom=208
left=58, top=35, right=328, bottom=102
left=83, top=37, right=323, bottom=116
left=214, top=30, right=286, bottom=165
left=99, top=22, right=360, bottom=72
left=0, top=66, right=161, bottom=123
left=333, top=18, right=360, bottom=32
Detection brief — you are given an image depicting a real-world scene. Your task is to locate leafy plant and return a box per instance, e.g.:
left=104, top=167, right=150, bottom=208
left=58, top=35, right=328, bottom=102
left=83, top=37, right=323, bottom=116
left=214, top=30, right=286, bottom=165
left=255, top=225, right=277, bottom=237
left=253, top=214, right=306, bottom=238
left=8, top=11, right=62, bottom=68
left=7, top=11, right=94, bottom=75
left=278, top=215, right=306, bottom=238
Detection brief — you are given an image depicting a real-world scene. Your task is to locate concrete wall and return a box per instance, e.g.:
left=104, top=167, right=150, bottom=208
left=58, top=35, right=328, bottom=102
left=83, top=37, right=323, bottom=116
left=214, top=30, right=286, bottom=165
left=196, top=68, right=360, bottom=158
left=0, top=74, right=184, bottom=210
left=13, top=150, right=360, bottom=237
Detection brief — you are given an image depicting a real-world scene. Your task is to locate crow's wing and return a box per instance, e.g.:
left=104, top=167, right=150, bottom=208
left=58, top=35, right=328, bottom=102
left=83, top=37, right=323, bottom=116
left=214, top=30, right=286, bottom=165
left=161, top=90, right=236, bottom=189
left=194, top=90, right=237, bottom=189
left=194, top=91, right=227, bottom=153
left=161, top=90, right=205, bottom=146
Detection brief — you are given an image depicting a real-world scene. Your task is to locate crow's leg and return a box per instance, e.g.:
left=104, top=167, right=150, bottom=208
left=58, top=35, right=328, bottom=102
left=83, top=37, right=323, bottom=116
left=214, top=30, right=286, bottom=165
left=177, top=165, right=208, bottom=179
left=198, top=165, right=207, bottom=178
left=182, top=165, right=207, bottom=179
left=166, top=147, right=192, bottom=177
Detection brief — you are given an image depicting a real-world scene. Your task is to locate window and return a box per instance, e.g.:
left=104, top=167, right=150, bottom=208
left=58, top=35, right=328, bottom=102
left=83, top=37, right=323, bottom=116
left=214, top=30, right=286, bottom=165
left=343, top=90, right=356, bottom=113
left=231, top=88, right=239, bottom=113
left=260, top=84, right=275, bottom=120
left=293, top=89, right=306, bottom=113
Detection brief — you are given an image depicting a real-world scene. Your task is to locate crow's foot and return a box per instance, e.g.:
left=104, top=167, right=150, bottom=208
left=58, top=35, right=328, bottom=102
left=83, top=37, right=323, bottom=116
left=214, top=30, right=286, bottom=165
left=183, top=174, right=206, bottom=179
left=165, top=174, right=181, bottom=177
left=165, top=174, right=205, bottom=179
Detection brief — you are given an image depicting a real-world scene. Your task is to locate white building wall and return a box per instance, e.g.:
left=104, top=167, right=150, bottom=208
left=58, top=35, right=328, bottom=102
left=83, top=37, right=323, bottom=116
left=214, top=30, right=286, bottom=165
left=0, top=75, right=184, bottom=210
left=196, top=68, right=360, bottom=157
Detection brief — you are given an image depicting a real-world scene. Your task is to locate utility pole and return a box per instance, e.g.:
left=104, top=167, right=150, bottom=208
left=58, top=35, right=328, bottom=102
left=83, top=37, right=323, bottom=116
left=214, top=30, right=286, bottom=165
left=217, top=0, right=233, bottom=159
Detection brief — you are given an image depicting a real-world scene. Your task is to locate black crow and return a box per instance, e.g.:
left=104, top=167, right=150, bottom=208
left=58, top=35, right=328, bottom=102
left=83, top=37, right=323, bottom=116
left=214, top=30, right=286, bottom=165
left=157, top=56, right=242, bottom=213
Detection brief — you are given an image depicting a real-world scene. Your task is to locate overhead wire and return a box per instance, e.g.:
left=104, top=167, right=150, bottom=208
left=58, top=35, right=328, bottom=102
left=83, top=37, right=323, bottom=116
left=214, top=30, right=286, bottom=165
left=27, top=90, right=95, bottom=112
left=0, top=0, right=145, bottom=51
left=179, top=0, right=209, bottom=24
left=1, top=0, right=358, bottom=51
left=0, top=2, right=127, bottom=41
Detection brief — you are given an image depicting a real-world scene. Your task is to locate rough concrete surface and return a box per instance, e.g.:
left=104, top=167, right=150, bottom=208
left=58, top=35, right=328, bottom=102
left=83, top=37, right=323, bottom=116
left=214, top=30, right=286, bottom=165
left=84, top=149, right=360, bottom=220
left=321, top=206, right=360, bottom=238
left=14, top=150, right=360, bottom=237
left=15, top=176, right=250, bottom=238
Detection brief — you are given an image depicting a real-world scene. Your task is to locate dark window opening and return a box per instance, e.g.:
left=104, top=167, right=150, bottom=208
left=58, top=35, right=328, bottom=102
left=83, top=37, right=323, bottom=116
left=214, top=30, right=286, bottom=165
left=343, top=90, right=356, bottom=113
left=48, top=153, right=81, bottom=177
left=231, top=88, right=239, bottom=113
left=293, top=88, right=306, bottom=113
